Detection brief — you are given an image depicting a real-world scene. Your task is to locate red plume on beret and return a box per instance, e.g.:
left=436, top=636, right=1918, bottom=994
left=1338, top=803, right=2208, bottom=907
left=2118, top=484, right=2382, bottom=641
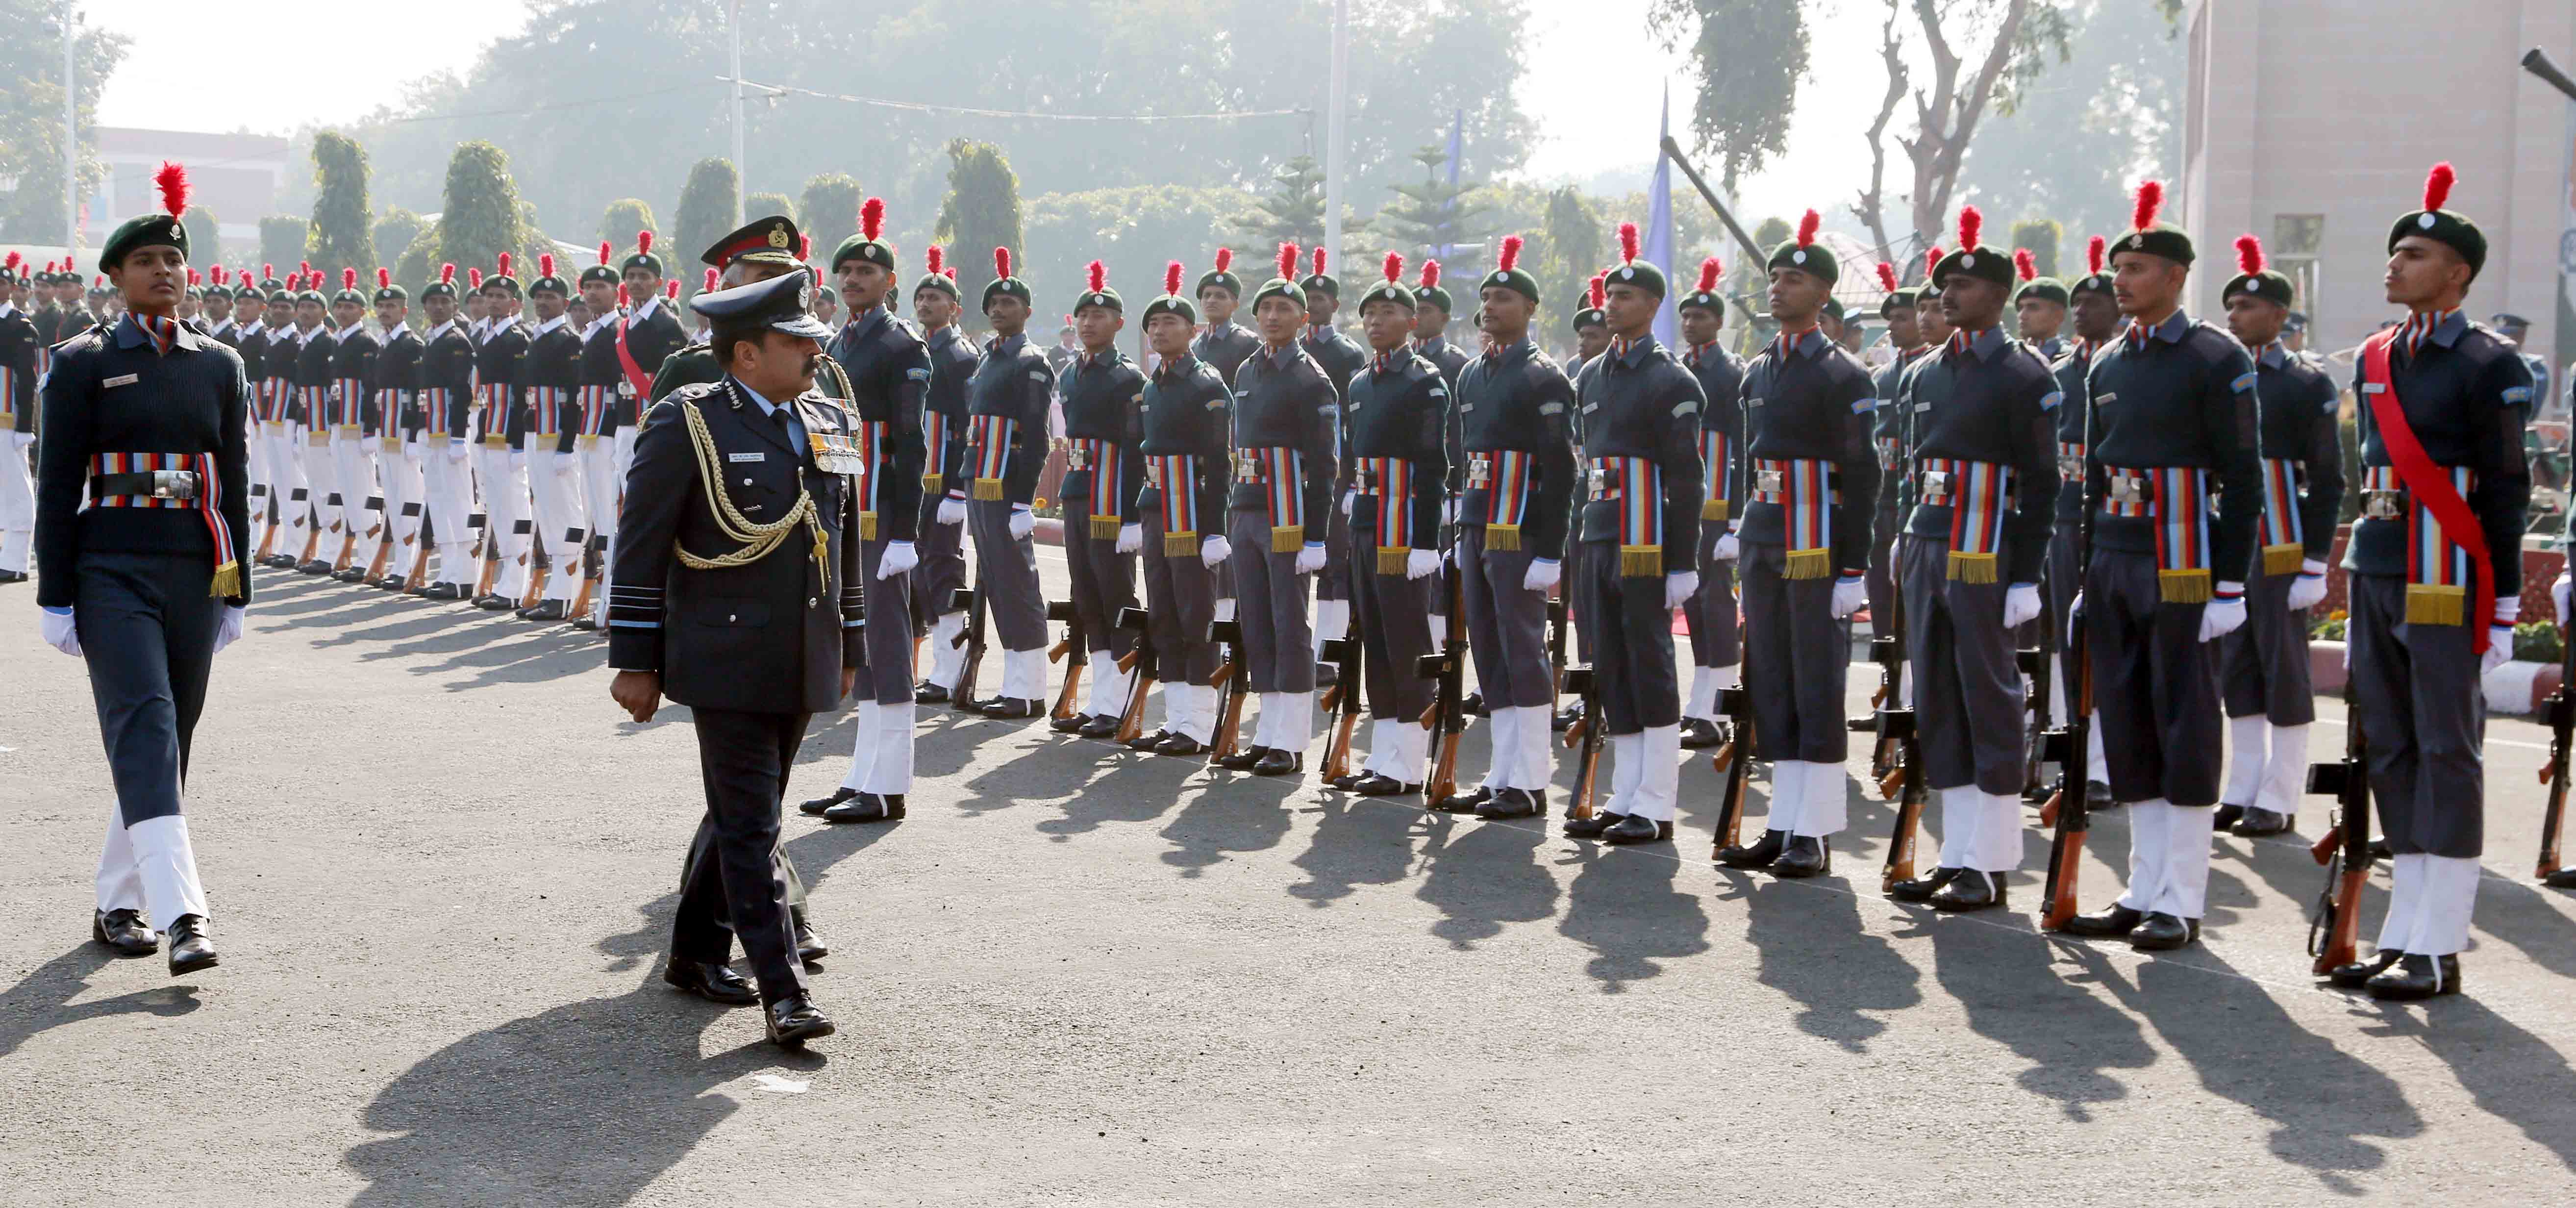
left=537, top=253, right=555, bottom=279
left=2132, top=180, right=2164, bottom=232
left=617, top=283, right=629, bottom=307
left=468, top=268, right=483, bottom=289
left=1498, top=234, right=1523, bottom=274
left=1587, top=272, right=1606, bottom=310
left=1419, top=258, right=1441, bottom=289
left=10, top=251, right=27, bottom=271
left=1164, top=261, right=1184, bottom=296
left=342, top=267, right=357, bottom=290
left=376, top=267, right=391, bottom=289
left=2235, top=234, right=2265, bottom=275
left=1875, top=261, right=1899, bottom=293
left=598, top=241, right=612, bottom=266
left=1382, top=251, right=1404, bottom=284
left=1087, top=259, right=1106, bottom=293
left=1310, top=247, right=1327, bottom=278
left=861, top=197, right=884, bottom=242
left=1618, top=221, right=1640, bottom=263
left=495, top=252, right=511, bottom=278
left=994, top=247, right=1013, bottom=280
left=2014, top=248, right=2036, bottom=282
left=799, top=233, right=812, bottom=262
left=810, top=266, right=823, bottom=288
left=1213, top=247, right=1233, bottom=274
left=1276, top=242, right=1299, bottom=283
left=439, top=263, right=455, bottom=285
left=207, top=264, right=221, bottom=284
left=926, top=245, right=944, bottom=275
left=637, top=230, right=654, bottom=257
left=664, top=280, right=678, bottom=299
left=187, top=268, right=200, bottom=285
left=1957, top=204, right=1983, bottom=252
left=2086, top=235, right=2105, bottom=276
left=2424, top=161, right=2455, bottom=212
left=945, top=267, right=957, bottom=281
left=1924, top=246, right=1945, bottom=279
left=155, top=161, right=189, bottom=217
left=702, top=267, right=719, bottom=292
left=1797, top=208, right=1821, bottom=248
left=263, top=262, right=275, bottom=280
left=1695, top=256, right=1722, bottom=293
left=299, top=260, right=312, bottom=277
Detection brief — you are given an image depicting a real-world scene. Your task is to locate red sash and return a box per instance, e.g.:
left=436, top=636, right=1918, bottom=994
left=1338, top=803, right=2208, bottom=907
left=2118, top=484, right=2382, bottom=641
left=614, top=316, right=653, bottom=403
left=2360, top=328, right=2494, bottom=652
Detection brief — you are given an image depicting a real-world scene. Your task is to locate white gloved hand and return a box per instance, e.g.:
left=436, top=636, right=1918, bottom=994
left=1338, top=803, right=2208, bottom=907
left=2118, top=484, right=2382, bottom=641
left=2199, top=588, right=2248, bottom=642
left=1830, top=575, right=1868, bottom=619
left=1201, top=535, right=1232, bottom=567
left=212, top=605, right=246, bottom=655
left=1295, top=541, right=1327, bottom=575
left=1115, top=523, right=1142, bottom=554
left=1441, top=497, right=1459, bottom=527
left=2286, top=559, right=2329, bottom=612
left=2001, top=583, right=2042, bottom=629
left=2484, top=628, right=2515, bottom=674
left=40, top=606, right=80, bottom=656
left=937, top=496, right=967, bottom=526
left=1664, top=570, right=1700, bottom=610
left=1008, top=505, right=1035, bottom=540
left=1713, top=527, right=1740, bottom=562
left=876, top=539, right=918, bottom=580
left=1405, top=549, right=1439, bottom=580
left=2555, top=570, right=2573, bottom=628
left=1523, top=557, right=1562, bottom=592
left=1341, top=490, right=1356, bottom=518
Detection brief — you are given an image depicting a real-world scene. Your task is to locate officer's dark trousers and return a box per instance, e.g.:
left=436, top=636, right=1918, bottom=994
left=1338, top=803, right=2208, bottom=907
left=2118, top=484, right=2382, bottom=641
left=2221, top=567, right=2316, bottom=725
left=1063, top=499, right=1137, bottom=661
left=1226, top=505, right=1314, bottom=693
left=2084, top=548, right=2221, bottom=806
left=1572, top=537, right=1677, bottom=734
left=1352, top=524, right=1435, bottom=721
left=1739, top=541, right=1848, bottom=763
left=1686, top=521, right=1740, bottom=669
left=1141, top=509, right=1221, bottom=686
left=967, top=498, right=1044, bottom=651
left=2346, top=573, right=2484, bottom=858
left=1460, top=525, right=1551, bottom=710
left=77, top=551, right=222, bottom=827
left=856, top=534, right=914, bottom=704
left=908, top=496, right=967, bottom=630
left=673, top=707, right=810, bottom=1000
left=1902, top=536, right=2023, bottom=794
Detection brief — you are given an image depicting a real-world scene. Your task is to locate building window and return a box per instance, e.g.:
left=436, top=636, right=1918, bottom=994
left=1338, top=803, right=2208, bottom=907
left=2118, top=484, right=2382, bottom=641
left=2273, top=213, right=2324, bottom=329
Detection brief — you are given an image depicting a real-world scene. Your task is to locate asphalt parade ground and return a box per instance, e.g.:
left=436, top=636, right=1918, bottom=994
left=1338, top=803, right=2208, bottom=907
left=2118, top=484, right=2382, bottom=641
left=4, top=547, right=2575, bottom=1205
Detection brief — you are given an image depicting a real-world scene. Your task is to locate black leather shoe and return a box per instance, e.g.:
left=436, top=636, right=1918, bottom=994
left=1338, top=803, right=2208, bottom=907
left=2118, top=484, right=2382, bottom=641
left=2545, top=869, right=2576, bottom=890
left=1553, top=703, right=1581, bottom=733
left=1601, top=814, right=1674, bottom=845
left=1049, top=711, right=1086, bottom=733
left=1126, top=728, right=1172, bottom=751
left=1888, top=865, right=1962, bottom=903
left=1214, top=745, right=1270, bottom=771
left=822, top=792, right=905, bottom=824
left=166, top=915, right=218, bottom=976
left=1846, top=714, right=1877, bottom=732
left=1772, top=834, right=1831, bottom=877
left=1153, top=733, right=1208, bottom=756
left=1564, top=811, right=1622, bottom=838
left=765, top=994, right=836, bottom=1047
left=795, top=917, right=828, bottom=963
left=2061, top=903, right=2145, bottom=938
left=1716, top=830, right=1788, bottom=870
left=663, top=960, right=758, bottom=1006
left=1251, top=748, right=1303, bottom=777
left=1328, top=771, right=1367, bottom=791
left=378, top=574, right=408, bottom=592
left=419, top=582, right=463, bottom=601
left=472, top=593, right=515, bottom=610
left=914, top=681, right=951, bottom=705
left=517, top=599, right=568, bottom=622
left=2086, top=781, right=2116, bottom=810
left=800, top=786, right=859, bottom=816
left=2232, top=807, right=2293, bottom=837
left=2367, top=953, right=2461, bottom=1001
left=1350, top=773, right=1418, bottom=796
left=1078, top=714, right=1121, bottom=739
left=1435, top=786, right=1494, bottom=814
left=330, top=566, right=366, bottom=583
left=92, top=908, right=159, bottom=957
left=0, top=569, right=27, bottom=584
left=979, top=696, right=1039, bottom=720
left=2127, top=911, right=2199, bottom=951
left=2212, top=803, right=2245, bottom=832
left=570, top=614, right=599, bottom=631
left=1678, top=718, right=1722, bottom=749
left=296, top=559, right=333, bottom=575
left=2327, top=950, right=2401, bottom=989
left=1477, top=787, right=1544, bottom=820
left=1930, top=868, right=2006, bottom=912
left=258, top=553, right=294, bottom=568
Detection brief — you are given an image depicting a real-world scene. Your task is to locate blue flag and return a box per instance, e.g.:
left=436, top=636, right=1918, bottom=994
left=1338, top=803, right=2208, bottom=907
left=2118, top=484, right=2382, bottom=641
left=1645, top=84, right=1677, bottom=348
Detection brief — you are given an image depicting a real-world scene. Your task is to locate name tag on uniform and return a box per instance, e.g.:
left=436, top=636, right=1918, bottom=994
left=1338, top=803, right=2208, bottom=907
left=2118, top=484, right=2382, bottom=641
left=1746, top=396, right=1765, bottom=409
left=2094, top=392, right=2117, bottom=406
left=103, top=373, right=139, bottom=388
left=1029, top=370, right=1049, bottom=382
left=729, top=452, right=765, bottom=463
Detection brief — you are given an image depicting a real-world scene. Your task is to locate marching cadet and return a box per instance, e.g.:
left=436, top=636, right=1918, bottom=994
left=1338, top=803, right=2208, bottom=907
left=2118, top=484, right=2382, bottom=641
left=290, top=274, right=345, bottom=575
left=33, top=165, right=245, bottom=973
left=1193, top=249, right=1262, bottom=387
left=0, top=258, right=36, bottom=585
left=2059, top=181, right=2261, bottom=953
left=1328, top=252, right=1450, bottom=795
left=1301, top=250, right=1366, bottom=680
left=2335, top=165, right=2531, bottom=998
left=471, top=259, right=534, bottom=609
left=1410, top=262, right=1471, bottom=389
left=962, top=248, right=1057, bottom=718
left=368, top=270, right=426, bottom=590
left=1880, top=207, right=2060, bottom=912
left=516, top=256, right=587, bottom=620
left=197, top=270, right=235, bottom=340
left=2012, top=252, right=2069, bottom=362
left=1569, top=279, right=1610, bottom=377
left=606, top=269, right=857, bottom=1047
left=1713, top=212, right=1878, bottom=869
left=800, top=199, right=933, bottom=823
left=2043, top=240, right=2120, bottom=808
left=1126, top=264, right=1234, bottom=755
left=2213, top=236, right=2340, bottom=840
left=414, top=266, right=479, bottom=600
left=323, top=270, right=381, bottom=583
left=1862, top=262, right=1925, bottom=639
left=1433, top=237, right=1575, bottom=816
left=568, top=246, right=627, bottom=622
left=909, top=246, right=979, bottom=705
left=1563, top=223, right=1706, bottom=845
left=1675, top=256, right=1746, bottom=750
left=1050, top=261, right=1149, bottom=738
left=1209, top=244, right=1339, bottom=777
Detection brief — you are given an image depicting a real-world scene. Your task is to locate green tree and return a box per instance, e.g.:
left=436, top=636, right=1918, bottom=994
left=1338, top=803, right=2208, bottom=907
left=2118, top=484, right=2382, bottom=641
left=2009, top=217, right=2062, bottom=278
left=799, top=173, right=862, bottom=256
left=934, top=139, right=1025, bottom=325
left=392, top=218, right=441, bottom=298
left=434, top=140, right=529, bottom=279
left=599, top=197, right=656, bottom=246
left=1378, top=146, right=1494, bottom=273
left=373, top=208, right=425, bottom=268
left=1025, top=184, right=1252, bottom=317
left=1534, top=186, right=1603, bottom=320
left=307, top=130, right=375, bottom=279
left=1959, top=0, right=2184, bottom=244
left=671, top=158, right=738, bottom=275
left=259, top=216, right=309, bottom=273
left=0, top=3, right=126, bottom=243
left=181, top=206, right=221, bottom=267
left=1649, top=0, right=1808, bottom=186
left=1233, top=155, right=1369, bottom=256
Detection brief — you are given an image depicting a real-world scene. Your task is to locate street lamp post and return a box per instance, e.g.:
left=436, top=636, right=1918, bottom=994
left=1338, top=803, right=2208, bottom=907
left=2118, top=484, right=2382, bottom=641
left=1324, top=0, right=1347, bottom=277
left=729, top=0, right=746, bottom=224
left=63, top=1, right=78, bottom=252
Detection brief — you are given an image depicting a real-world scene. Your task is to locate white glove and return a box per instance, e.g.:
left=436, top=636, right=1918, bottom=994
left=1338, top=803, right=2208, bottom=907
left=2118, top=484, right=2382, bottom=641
left=1295, top=541, right=1327, bottom=575
left=1830, top=575, right=1867, bottom=619
left=1664, top=570, right=1700, bottom=610
left=937, top=496, right=967, bottom=526
left=1406, top=549, right=1439, bottom=580
left=40, top=606, right=81, bottom=656
left=876, top=540, right=918, bottom=580
left=2484, top=629, right=2515, bottom=674
left=2286, top=559, right=2329, bottom=612
left=2198, top=587, right=2248, bottom=642
left=1008, top=505, right=1035, bottom=540
left=212, top=605, right=246, bottom=655
left=2001, top=583, right=2042, bottom=629
left=1441, top=497, right=1459, bottom=527
left=1712, top=527, right=1740, bottom=562
left=1341, top=490, right=1356, bottom=518
left=1115, top=523, right=1142, bottom=554
left=1523, top=557, right=1562, bottom=592
left=2555, top=570, right=2572, bottom=628
left=1201, top=534, right=1232, bottom=567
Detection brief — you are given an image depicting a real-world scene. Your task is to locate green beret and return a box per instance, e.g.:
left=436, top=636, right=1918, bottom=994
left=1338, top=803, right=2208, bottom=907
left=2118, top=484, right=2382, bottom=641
left=1074, top=261, right=1122, bottom=313
left=1357, top=255, right=1417, bottom=311
left=1196, top=249, right=1243, bottom=299
left=982, top=248, right=1032, bottom=310
left=1572, top=303, right=1607, bottom=333
left=2112, top=181, right=2194, bottom=266
left=1412, top=260, right=1453, bottom=312
left=1299, top=248, right=1339, bottom=299
left=2389, top=162, right=2485, bottom=280
left=100, top=163, right=194, bottom=272
left=1930, top=246, right=2014, bottom=290
left=2222, top=236, right=2296, bottom=307
left=2015, top=277, right=2070, bottom=306
left=1251, top=245, right=1306, bottom=309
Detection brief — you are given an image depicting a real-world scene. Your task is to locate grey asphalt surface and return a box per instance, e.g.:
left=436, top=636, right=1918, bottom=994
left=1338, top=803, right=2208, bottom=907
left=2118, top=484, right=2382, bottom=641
left=3, top=549, right=2575, bottom=1206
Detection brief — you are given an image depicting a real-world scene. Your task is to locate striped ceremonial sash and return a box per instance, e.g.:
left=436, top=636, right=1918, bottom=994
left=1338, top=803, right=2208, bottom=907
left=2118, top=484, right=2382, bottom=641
left=88, top=452, right=239, bottom=597
left=0, top=365, right=14, bottom=425
left=1918, top=457, right=2011, bottom=582
left=477, top=383, right=512, bottom=446
left=1072, top=437, right=1124, bottom=538
left=2102, top=464, right=2213, bottom=603
left=2258, top=458, right=2306, bottom=576
left=528, top=386, right=567, bottom=438
left=301, top=384, right=331, bottom=444
left=1751, top=456, right=1834, bottom=579
left=1875, top=435, right=1902, bottom=472
left=2056, top=440, right=2086, bottom=481
left=968, top=414, right=1012, bottom=500
left=1150, top=454, right=1200, bottom=556
left=1254, top=446, right=1305, bottom=552
left=373, top=389, right=403, bottom=449
left=2362, top=464, right=2478, bottom=624
left=921, top=413, right=950, bottom=493
left=420, top=388, right=454, bottom=445
left=845, top=420, right=883, bottom=541
left=1700, top=430, right=1733, bottom=523
left=1359, top=455, right=1414, bottom=573
left=576, top=384, right=614, bottom=443
left=334, top=378, right=367, bottom=433
left=1591, top=455, right=1666, bottom=577
left=1477, top=450, right=1532, bottom=549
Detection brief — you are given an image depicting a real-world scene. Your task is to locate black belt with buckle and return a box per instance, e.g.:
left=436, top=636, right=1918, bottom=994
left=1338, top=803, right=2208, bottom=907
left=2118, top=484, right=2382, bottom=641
left=93, top=470, right=202, bottom=501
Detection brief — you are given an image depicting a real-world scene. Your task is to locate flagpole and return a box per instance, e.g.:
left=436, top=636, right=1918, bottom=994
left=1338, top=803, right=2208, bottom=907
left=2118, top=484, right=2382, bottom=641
left=1325, top=0, right=1348, bottom=276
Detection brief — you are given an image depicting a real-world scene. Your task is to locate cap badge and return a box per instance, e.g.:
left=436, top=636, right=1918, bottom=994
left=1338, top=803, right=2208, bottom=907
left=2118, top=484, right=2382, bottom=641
left=1959, top=253, right=1974, bottom=269
left=769, top=227, right=792, bottom=248
left=2128, top=235, right=2146, bottom=250
left=2418, top=212, right=2437, bottom=230
left=798, top=284, right=813, bottom=309
left=1791, top=250, right=1806, bottom=265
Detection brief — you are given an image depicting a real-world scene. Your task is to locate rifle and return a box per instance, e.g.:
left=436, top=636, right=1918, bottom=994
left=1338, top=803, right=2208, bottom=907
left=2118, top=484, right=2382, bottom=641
left=1208, top=617, right=1251, bottom=760
left=948, top=581, right=990, bottom=712
left=1318, top=625, right=1363, bottom=782
left=2019, top=643, right=2051, bottom=801
left=1113, top=605, right=1156, bottom=744
left=1416, top=559, right=1470, bottom=804
left=1046, top=598, right=1088, bottom=723
left=1561, top=664, right=1606, bottom=818
left=1875, top=548, right=1931, bottom=892
left=569, top=532, right=604, bottom=620
left=1546, top=596, right=1570, bottom=700
left=363, top=499, right=404, bottom=585
left=2304, top=683, right=2372, bottom=974
left=1867, top=579, right=1906, bottom=780
left=520, top=532, right=551, bottom=610
left=2539, top=624, right=2576, bottom=881
left=2037, top=448, right=2101, bottom=931
left=1709, top=685, right=1756, bottom=858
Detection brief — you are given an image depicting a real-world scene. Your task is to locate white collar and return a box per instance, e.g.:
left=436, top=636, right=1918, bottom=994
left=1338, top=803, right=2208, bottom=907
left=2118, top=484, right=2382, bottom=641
left=584, top=312, right=618, bottom=338
left=0, top=302, right=16, bottom=318
left=335, top=321, right=367, bottom=341
left=238, top=319, right=264, bottom=337
left=629, top=295, right=661, bottom=323
left=530, top=313, right=568, bottom=337
left=424, top=318, right=457, bottom=342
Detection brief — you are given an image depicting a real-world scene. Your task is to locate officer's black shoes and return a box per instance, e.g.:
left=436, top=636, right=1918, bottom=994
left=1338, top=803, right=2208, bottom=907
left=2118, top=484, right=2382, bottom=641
left=0, top=569, right=29, bottom=584
left=978, top=696, right=1040, bottom=720
left=1463, top=691, right=1487, bottom=717
left=765, top=994, right=836, bottom=1047
left=258, top=553, right=294, bottom=568
left=2367, top=953, right=2461, bottom=1001
left=1049, top=711, right=1086, bottom=733
left=376, top=574, right=406, bottom=592
left=419, top=582, right=463, bottom=601
left=2061, top=903, right=2145, bottom=938
left=2232, top=807, right=2294, bottom=837
left=1250, top=749, right=1303, bottom=777
left=2211, top=804, right=2245, bottom=832
left=1772, top=835, right=1831, bottom=877
left=2127, top=912, right=2199, bottom=951
left=1435, top=786, right=1494, bottom=814
left=1476, top=788, right=1545, bottom=820
left=2546, top=869, right=2576, bottom=890
left=822, top=793, right=905, bottom=824
left=516, top=600, right=568, bottom=622
left=2368, top=838, right=2394, bottom=863
left=1153, top=733, right=1208, bottom=757
left=296, top=559, right=333, bottom=576
left=1678, top=718, right=1722, bottom=749
left=330, top=567, right=366, bottom=583
left=800, top=787, right=860, bottom=816
left=1214, top=745, right=1270, bottom=771
left=1601, top=814, right=1674, bottom=846
left=1930, top=869, right=2005, bottom=912
left=1888, top=865, right=1962, bottom=903
left=794, top=916, right=828, bottom=963
left=1716, top=829, right=1788, bottom=870
left=92, top=908, right=159, bottom=957
left=1350, top=773, right=1418, bottom=797
left=471, top=593, right=514, bottom=610
left=165, top=915, right=218, bottom=976
left=664, top=960, right=759, bottom=1006
left=2086, top=781, right=2116, bottom=810
left=2327, top=951, right=2402, bottom=989
left=570, top=615, right=599, bottom=631
left=914, top=681, right=951, bottom=705
left=1078, top=714, right=1121, bottom=740
left=1327, top=771, right=1365, bottom=791
left=1564, top=811, right=1622, bottom=838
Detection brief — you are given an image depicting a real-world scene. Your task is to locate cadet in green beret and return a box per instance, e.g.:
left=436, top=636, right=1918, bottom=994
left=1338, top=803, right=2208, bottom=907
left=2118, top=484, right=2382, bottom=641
left=1193, top=247, right=1260, bottom=386
left=0, top=255, right=36, bottom=582
left=1299, top=247, right=1366, bottom=680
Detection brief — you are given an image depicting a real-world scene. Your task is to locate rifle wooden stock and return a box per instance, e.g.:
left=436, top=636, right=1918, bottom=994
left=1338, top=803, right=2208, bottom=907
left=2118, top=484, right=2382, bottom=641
left=1209, top=671, right=1248, bottom=761
left=1048, top=637, right=1073, bottom=662
left=255, top=520, right=277, bottom=560
left=1709, top=738, right=1734, bottom=775
left=1114, top=674, right=1151, bottom=744
left=2038, top=788, right=2061, bottom=830
left=1320, top=708, right=1357, bottom=782
left=2310, top=825, right=2341, bottom=866
left=474, top=546, right=500, bottom=598
left=2306, top=680, right=2372, bottom=973
left=1318, top=682, right=1344, bottom=713
left=1880, top=773, right=1925, bottom=891
left=1569, top=735, right=1600, bottom=820
left=2039, top=829, right=2084, bottom=930
left=2313, top=863, right=2367, bottom=976
left=363, top=538, right=395, bottom=585
left=405, top=542, right=430, bottom=587
left=1877, top=765, right=1905, bottom=801
left=1051, top=664, right=1085, bottom=723
left=521, top=561, right=548, bottom=610
left=1209, top=661, right=1236, bottom=687
left=570, top=571, right=597, bottom=620
left=299, top=525, right=321, bottom=567
left=1115, top=648, right=1144, bottom=675
left=1425, top=722, right=1460, bottom=806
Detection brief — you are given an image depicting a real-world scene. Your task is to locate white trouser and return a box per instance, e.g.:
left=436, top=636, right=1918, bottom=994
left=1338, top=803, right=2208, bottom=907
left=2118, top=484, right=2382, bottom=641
left=421, top=439, right=474, bottom=585
left=0, top=430, right=33, bottom=573
left=528, top=447, right=584, bottom=603
left=861, top=702, right=916, bottom=794
left=1604, top=732, right=1644, bottom=817
left=1313, top=599, right=1350, bottom=659
left=2222, top=715, right=2267, bottom=805
left=2116, top=799, right=2213, bottom=919
left=262, top=423, right=311, bottom=546
left=612, top=424, right=640, bottom=492
left=1935, top=788, right=2020, bottom=871
left=329, top=430, right=379, bottom=546
left=1000, top=647, right=1048, bottom=702
left=1768, top=760, right=1810, bottom=834
left=301, top=432, right=344, bottom=545
left=1687, top=664, right=1739, bottom=724
left=1794, top=752, right=1844, bottom=837
left=2224, top=716, right=2309, bottom=818
left=469, top=442, right=528, bottom=596
left=577, top=436, right=620, bottom=618
left=1085, top=650, right=1134, bottom=719
left=925, top=612, right=969, bottom=690
left=382, top=436, right=425, bottom=550
left=1362, top=718, right=1429, bottom=782
left=1157, top=682, right=1213, bottom=744
left=1254, top=691, right=1313, bottom=752
left=1502, top=706, right=1551, bottom=791
left=1477, top=705, right=1516, bottom=791
left=839, top=701, right=881, bottom=792
left=2378, top=853, right=2481, bottom=957
left=106, top=814, right=208, bottom=932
